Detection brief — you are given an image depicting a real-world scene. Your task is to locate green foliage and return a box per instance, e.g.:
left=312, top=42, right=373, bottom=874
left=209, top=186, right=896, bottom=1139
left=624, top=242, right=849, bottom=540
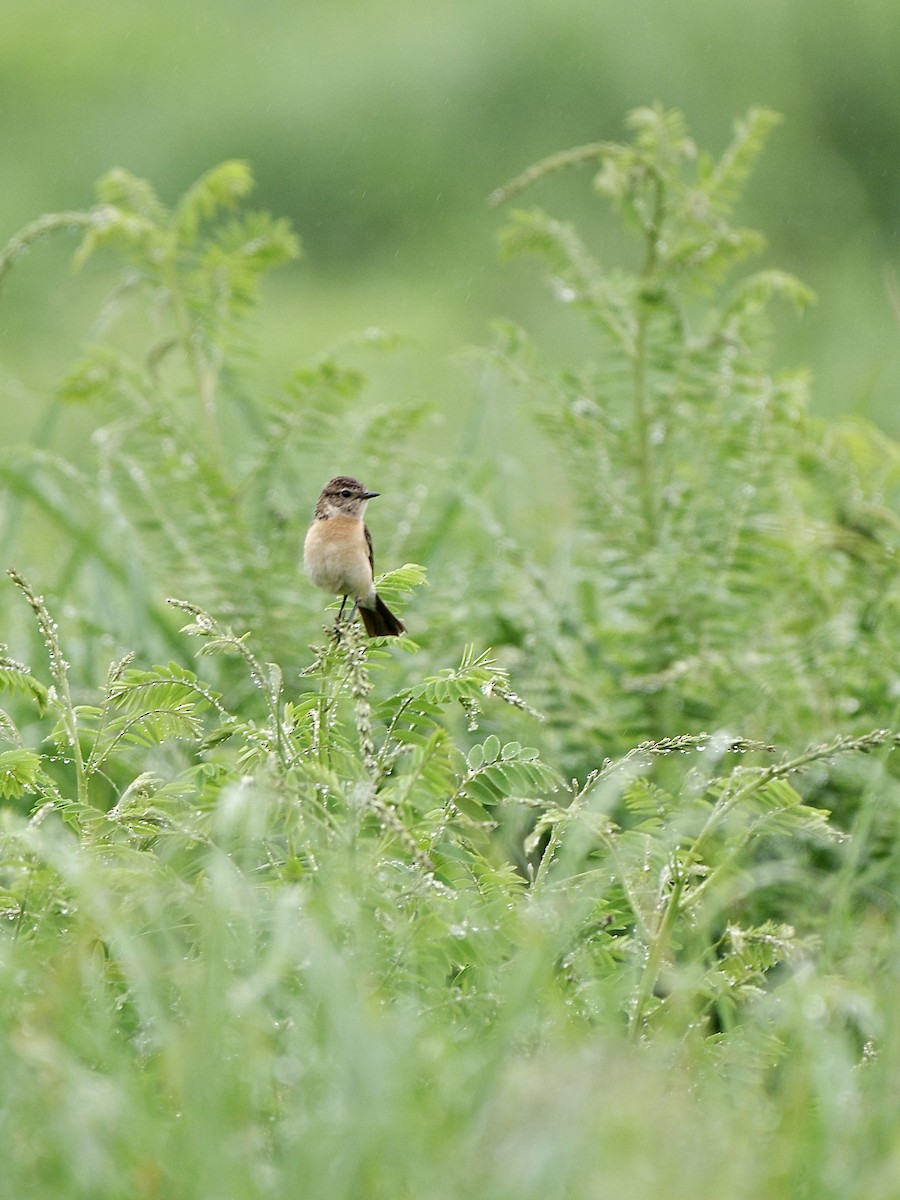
left=0, top=566, right=897, bottom=1197
left=482, top=105, right=900, bottom=773
left=0, top=162, right=427, bottom=680
left=1, top=111, right=900, bottom=1198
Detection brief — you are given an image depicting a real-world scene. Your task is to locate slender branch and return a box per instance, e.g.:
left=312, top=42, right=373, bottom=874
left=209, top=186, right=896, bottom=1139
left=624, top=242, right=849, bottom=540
left=8, top=569, right=89, bottom=806
left=487, top=141, right=614, bottom=207
left=631, top=167, right=666, bottom=544
left=628, top=859, right=685, bottom=1041
left=0, top=211, right=98, bottom=287
left=159, top=250, right=229, bottom=480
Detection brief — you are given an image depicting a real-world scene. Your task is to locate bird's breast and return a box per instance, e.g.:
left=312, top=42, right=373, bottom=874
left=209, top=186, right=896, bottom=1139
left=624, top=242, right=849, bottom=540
left=304, top=516, right=374, bottom=598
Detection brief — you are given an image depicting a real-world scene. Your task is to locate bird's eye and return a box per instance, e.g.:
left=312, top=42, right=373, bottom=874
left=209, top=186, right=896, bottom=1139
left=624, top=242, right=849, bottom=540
left=340, top=489, right=352, bottom=498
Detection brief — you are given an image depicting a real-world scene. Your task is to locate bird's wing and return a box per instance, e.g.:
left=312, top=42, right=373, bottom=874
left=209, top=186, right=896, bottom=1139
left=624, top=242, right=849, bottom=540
left=364, top=524, right=375, bottom=576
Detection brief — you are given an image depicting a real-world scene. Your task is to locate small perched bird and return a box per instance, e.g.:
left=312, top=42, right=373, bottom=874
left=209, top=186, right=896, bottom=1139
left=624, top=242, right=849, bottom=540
left=303, top=475, right=406, bottom=637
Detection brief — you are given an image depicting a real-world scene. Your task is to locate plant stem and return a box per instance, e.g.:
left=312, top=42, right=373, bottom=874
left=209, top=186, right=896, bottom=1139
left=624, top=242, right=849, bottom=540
left=630, top=168, right=665, bottom=544
left=0, top=211, right=97, bottom=286
left=628, top=860, right=684, bottom=1041
left=160, top=247, right=230, bottom=483
left=8, top=569, right=89, bottom=806
left=631, top=315, right=657, bottom=542
left=340, top=619, right=377, bottom=778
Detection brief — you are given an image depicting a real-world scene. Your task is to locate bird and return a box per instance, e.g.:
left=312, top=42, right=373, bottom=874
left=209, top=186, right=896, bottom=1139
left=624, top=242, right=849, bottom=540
left=303, top=475, right=406, bottom=637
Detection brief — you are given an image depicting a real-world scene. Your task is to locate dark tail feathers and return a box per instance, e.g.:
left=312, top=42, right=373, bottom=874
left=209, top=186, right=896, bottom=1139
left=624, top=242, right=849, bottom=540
left=359, top=593, right=405, bottom=637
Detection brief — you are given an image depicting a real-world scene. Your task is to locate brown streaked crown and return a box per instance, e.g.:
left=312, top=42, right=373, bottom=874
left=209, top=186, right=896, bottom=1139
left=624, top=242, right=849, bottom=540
left=314, top=476, right=379, bottom=519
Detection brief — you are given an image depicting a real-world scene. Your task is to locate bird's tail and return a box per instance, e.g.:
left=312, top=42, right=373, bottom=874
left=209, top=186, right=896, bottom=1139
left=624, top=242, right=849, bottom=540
left=358, top=593, right=405, bottom=637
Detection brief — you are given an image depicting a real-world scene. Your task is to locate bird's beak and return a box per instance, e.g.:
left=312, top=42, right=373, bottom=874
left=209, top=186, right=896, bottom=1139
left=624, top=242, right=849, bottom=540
left=363, top=490, right=379, bottom=500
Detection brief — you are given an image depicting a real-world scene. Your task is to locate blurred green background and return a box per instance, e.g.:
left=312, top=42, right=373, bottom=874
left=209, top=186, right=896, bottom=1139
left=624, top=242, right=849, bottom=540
left=2, top=0, right=899, bottom=437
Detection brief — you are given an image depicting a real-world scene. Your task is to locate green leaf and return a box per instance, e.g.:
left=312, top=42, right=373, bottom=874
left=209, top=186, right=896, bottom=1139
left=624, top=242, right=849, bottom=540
left=482, top=734, right=501, bottom=762
left=723, top=269, right=816, bottom=319
left=454, top=793, right=494, bottom=823
left=95, top=167, right=166, bottom=220
left=175, top=160, right=254, bottom=238
left=108, top=663, right=223, bottom=717
left=0, top=749, right=43, bottom=798
left=0, top=653, right=49, bottom=713
left=701, top=107, right=783, bottom=214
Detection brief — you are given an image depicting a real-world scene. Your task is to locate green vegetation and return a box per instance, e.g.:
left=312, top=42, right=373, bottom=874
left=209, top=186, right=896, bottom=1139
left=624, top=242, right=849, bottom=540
left=2, top=107, right=900, bottom=1199
left=4, top=1, right=900, bottom=433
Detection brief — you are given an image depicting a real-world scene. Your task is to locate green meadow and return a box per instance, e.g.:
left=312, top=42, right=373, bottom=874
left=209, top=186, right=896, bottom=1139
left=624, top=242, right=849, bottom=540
left=2, top=5, right=900, bottom=1197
